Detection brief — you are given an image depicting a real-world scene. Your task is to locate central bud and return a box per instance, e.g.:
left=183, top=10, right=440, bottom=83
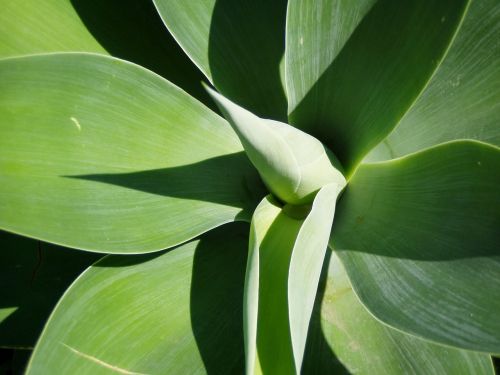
left=206, top=86, right=346, bottom=206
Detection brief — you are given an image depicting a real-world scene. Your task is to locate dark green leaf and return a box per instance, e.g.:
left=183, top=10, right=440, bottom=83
left=287, top=0, right=469, bottom=174
left=332, top=140, right=500, bottom=352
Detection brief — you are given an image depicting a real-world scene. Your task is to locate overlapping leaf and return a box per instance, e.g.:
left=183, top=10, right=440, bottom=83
left=331, top=140, right=500, bottom=353
left=286, top=0, right=469, bottom=173
left=311, top=251, right=494, bottom=374
left=366, top=0, right=500, bottom=161
left=153, top=0, right=288, bottom=120
left=0, top=53, right=264, bottom=253
left=0, top=231, right=99, bottom=348
left=245, top=184, right=339, bottom=373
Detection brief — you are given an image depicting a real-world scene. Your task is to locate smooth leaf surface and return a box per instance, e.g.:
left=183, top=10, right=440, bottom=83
left=25, top=223, right=353, bottom=375
left=331, top=140, right=500, bottom=352
left=287, top=0, right=469, bottom=174
left=286, top=0, right=376, bottom=115
left=245, top=185, right=339, bottom=374
left=0, top=0, right=105, bottom=57
left=366, top=0, right=500, bottom=161
left=315, top=251, right=494, bottom=374
left=153, top=0, right=288, bottom=120
left=27, top=224, right=249, bottom=374
left=0, top=0, right=214, bottom=109
left=207, top=87, right=345, bottom=205
left=0, top=53, right=264, bottom=253
left=0, top=231, right=99, bottom=348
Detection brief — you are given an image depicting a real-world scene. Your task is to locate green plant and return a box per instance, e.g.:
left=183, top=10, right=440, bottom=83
left=0, top=0, right=499, bottom=373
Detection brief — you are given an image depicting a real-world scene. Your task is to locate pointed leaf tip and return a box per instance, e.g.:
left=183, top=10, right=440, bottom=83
left=205, top=86, right=346, bottom=205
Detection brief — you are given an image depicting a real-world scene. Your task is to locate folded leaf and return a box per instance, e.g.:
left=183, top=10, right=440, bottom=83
left=206, top=87, right=345, bottom=205
left=366, top=0, right=500, bottom=161
left=0, top=53, right=263, bottom=253
left=314, top=250, right=494, bottom=374
left=287, top=0, right=469, bottom=174
left=153, top=0, right=288, bottom=120
left=245, top=184, right=339, bottom=374
left=0, top=231, right=99, bottom=348
left=331, top=140, right=500, bottom=353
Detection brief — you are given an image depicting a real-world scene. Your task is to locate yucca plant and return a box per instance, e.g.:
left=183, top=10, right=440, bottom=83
left=0, top=0, right=499, bottom=374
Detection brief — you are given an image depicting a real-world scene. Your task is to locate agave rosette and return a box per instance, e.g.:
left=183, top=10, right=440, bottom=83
left=0, top=0, right=499, bottom=374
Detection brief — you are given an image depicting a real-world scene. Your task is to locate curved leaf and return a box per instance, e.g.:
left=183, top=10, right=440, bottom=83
left=153, top=0, right=288, bottom=120
left=0, top=0, right=105, bottom=57
left=331, top=140, right=500, bottom=352
left=287, top=0, right=469, bottom=174
left=0, top=231, right=99, bottom=348
left=315, top=251, right=494, bottom=374
left=26, top=224, right=248, bottom=374
left=0, top=53, right=264, bottom=253
left=245, top=184, right=339, bottom=373
left=366, top=0, right=500, bottom=161
left=0, top=0, right=214, bottom=109
left=206, top=87, right=345, bottom=205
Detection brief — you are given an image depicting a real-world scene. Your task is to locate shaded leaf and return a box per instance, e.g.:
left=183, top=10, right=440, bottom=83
left=315, top=251, right=494, bottom=374
left=366, top=0, right=500, bottom=161
left=0, top=0, right=214, bottom=109
left=287, top=0, right=469, bottom=174
left=153, top=0, right=288, bottom=120
left=27, top=224, right=249, bottom=374
left=331, top=140, right=500, bottom=352
left=0, top=231, right=99, bottom=348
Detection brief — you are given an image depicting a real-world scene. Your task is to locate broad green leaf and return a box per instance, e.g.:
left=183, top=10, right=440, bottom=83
left=366, top=0, right=500, bottom=162
left=0, top=53, right=264, bottom=253
left=153, top=0, right=288, bottom=120
left=206, top=87, right=345, bottom=205
left=286, top=0, right=376, bottom=114
left=312, top=251, right=494, bottom=374
left=0, top=231, right=99, bottom=348
left=0, top=0, right=105, bottom=57
left=0, top=0, right=214, bottom=109
left=245, top=185, right=339, bottom=374
left=287, top=0, right=469, bottom=174
left=25, top=223, right=353, bottom=375
left=26, top=224, right=248, bottom=374
left=331, top=140, right=500, bottom=352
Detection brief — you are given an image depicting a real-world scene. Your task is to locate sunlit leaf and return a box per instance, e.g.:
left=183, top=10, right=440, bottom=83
left=0, top=53, right=264, bottom=253
left=245, top=184, right=339, bottom=373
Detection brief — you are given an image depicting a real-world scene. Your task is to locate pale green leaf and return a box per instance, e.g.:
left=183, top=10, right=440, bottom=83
left=0, top=0, right=215, bottom=109
left=313, top=251, right=495, bottom=374
left=206, top=87, right=345, bottom=205
left=366, top=0, right=500, bottom=162
left=331, top=140, right=500, bottom=352
left=287, top=0, right=469, bottom=174
left=245, top=184, right=340, bottom=374
left=153, top=0, right=288, bottom=120
left=0, top=53, right=263, bottom=253
left=0, top=0, right=105, bottom=57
